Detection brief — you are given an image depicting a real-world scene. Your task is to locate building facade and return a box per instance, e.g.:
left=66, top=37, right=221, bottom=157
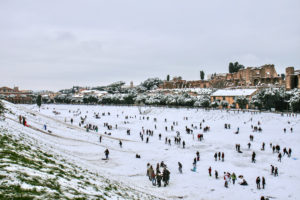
left=0, top=86, right=33, bottom=104
left=159, top=64, right=285, bottom=90
left=210, top=89, right=258, bottom=109
left=285, top=67, right=300, bottom=90
left=210, top=64, right=283, bottom=88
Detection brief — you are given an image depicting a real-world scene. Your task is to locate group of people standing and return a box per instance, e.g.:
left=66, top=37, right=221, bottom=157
left=146, top=162, right=170, bottom=187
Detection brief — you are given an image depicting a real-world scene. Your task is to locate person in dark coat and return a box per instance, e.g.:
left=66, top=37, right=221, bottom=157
left=240, top=179, right=248, bottom=186
left=252, top=152, right=256, bottom=163
left=256, top=176, right=260, bottom=189
left=156, top=173, right=162, bottom=187
left=104, top=149, right=109, bottom=160
left=274, top=167, right=278, bottom=176
left=288, top=148, right=292, bottom=157
left=221, top=152, right=225, bottom=162
left=178, top=162, right=182, bottom=174
left=162, top=168, right=170, bottom=187
left=262, top=177, right=266, bottom=189
left=278, top=153, right=282, bottom=162
left=215, top=170, right=218, bottom=179
left=214, top=153, right=217, bottom=161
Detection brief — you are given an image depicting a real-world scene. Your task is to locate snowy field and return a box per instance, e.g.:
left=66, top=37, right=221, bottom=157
left=2, top=102, right=300, bottom=200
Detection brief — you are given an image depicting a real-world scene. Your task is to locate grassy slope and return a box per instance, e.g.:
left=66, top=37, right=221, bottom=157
left=0, top=126, right=156, bottom=200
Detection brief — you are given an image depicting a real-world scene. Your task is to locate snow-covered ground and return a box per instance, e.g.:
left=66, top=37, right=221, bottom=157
left=2, top=101, right=300, bottom=200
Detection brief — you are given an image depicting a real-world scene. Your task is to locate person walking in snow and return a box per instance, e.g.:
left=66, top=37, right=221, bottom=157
left=148, top=165, right=154, bottom=182
left=162, top=167, right=170, bottom=187
left=231, top=173, right=237, bottom=185
left=151, top=168, right=156, bottom=186
left=99, top=135, right=102, bottom=143
left=191, top=163, right=197, bottom=172
left=215, top=170, right=218, bottom=179
left=119, top=140, right=122, bottom=148
left=252, top=152, right=256, bottom=163
left=104, top=149, right=109, bottom=160
left=224, top=172, right=229, bottom=188
left=262, top=177, right=266, bottom=189
left=278, top=153, right=282, bottom=162
left=261, top=142, right=265, bottom=151
left=271, top=165, right=274, bottom=175
left=274, top=167, right=278, bottom=176
left=196, top=151, right=200, bottom=161
left=156, top=172, right=162, bottom=187
left=178, top=162, right=182, bottom=174
left=218, top=152, right=221, bottom=160
left=208, top=166, right=212, bottom=176
left=256, top=176, right=261, bottom=189
left=214, top=153, right=217, bottom=161
left=182, top=141, right=185, bottom=149
left=221, top=152, right=225, bottom=162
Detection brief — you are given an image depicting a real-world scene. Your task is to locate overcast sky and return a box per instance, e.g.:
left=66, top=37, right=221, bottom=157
left=0, top=0, right=299, bottom=91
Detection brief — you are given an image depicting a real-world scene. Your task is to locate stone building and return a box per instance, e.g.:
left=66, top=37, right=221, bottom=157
left=160, top=77, right=211, bottom=89
left=210, top=64, right=283, bottom=88
left=211, top=89, right=258, bottom=109
left=160, top=64, right=284, bottom=90
left=285, top=67, right=300, bottom=90
left=0, top=86, right=33, bottom=104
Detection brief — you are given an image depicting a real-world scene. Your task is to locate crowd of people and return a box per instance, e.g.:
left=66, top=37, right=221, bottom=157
left=18, top=106, right=297, bottom=200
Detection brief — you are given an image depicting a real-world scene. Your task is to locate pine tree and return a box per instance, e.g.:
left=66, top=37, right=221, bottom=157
left=229, top=62, right=244, bottom=73
left=167, top=74, right=170, bottom=81
left=37, top=95, right=42, bottom=110
left=200, top=71, right=205, bottom=80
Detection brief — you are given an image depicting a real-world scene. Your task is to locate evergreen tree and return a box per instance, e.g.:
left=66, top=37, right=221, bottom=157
left=229, top=62, right=244, bottom=73
left=167, top=74, right=170, bottom=81
left=200, top=71, right=205, bottom=80
left=236, top=96, right=248, bottom=109
left=37, top=95, right=42, bottom=110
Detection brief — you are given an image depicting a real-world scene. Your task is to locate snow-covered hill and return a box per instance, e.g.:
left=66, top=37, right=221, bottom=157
left=1, top=100, right=300, bottom=200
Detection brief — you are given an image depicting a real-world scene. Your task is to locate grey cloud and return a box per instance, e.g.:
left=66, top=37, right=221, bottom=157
left=0, top=0, right=299, bottom=90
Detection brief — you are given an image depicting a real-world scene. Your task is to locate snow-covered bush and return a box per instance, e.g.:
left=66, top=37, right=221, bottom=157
left=210, top=101, right=219, bottom=108
left=83, top=95, right=99, bottom=104
left=220, top=100, right=229, bottom=108
left=288, top=89, right=300, bottom=112
left=99, top=93, right=137, bottom=105
left=236, top=96, right=248, bottom=109
left=250, top=88, right=289, bottom=111
left=139, top=78, right=163, bottom=90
